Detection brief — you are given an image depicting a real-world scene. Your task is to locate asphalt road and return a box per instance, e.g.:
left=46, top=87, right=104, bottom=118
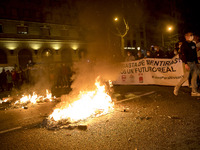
left=0, top=85, right=200, bottom=150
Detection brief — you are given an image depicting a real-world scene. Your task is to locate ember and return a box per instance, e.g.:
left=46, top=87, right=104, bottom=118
left=48, top=76, right=114, bottom=126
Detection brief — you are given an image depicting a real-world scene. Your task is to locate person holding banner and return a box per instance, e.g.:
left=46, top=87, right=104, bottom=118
left=125, top=51, right=135, bottom=61
left=174, top=32, right=200, bottom=96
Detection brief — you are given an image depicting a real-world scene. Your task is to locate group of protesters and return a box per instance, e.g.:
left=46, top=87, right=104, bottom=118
left=0, top=68, right=27, bottom=92
left=125, top=31, right=200, bottom=97
left=0, top=63, right=73, bottom=93
left=125, top=34, right=200, bottom=63
left=125, top=45, right=182, bottom=62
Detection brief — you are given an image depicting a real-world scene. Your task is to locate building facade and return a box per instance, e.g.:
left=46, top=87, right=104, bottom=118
left=0, top=0, right=86, bottom=69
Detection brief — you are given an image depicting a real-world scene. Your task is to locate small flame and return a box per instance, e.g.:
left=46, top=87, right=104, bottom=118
left=46, top=90, right=52, bottom=101
left=30, top=92, right=38, bottom=104
left=15, top=90, right=53, bottom=104
left=49, top=77, right=114, bottom=122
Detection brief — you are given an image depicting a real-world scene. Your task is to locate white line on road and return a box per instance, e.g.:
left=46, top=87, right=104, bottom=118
left=0, top=126, right=22, bottom=134
left=115, top=91, right=155, bottom=103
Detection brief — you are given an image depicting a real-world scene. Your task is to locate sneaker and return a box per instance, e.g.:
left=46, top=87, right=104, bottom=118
left=191, top=92, right=200, bottom=96
left=173, top=87, right=178, bottom=96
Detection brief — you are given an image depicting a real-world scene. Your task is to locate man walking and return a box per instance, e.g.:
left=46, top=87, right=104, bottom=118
left=174, top=32, right=200, bottom=96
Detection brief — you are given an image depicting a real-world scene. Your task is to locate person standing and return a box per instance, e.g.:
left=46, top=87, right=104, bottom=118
left=145, top=50, right=153, bottom=58
left=135, top=50, right=144, bottom=60
left=171, top=41, right=183, bottom=58
left=174, top=32, right=200, bottom=96
left=125, top=51, right=135, bottom=61
left=6, top=70, right=13, bottom=91
left=0, top=69, right=7, bottom=92
left=154, top=46, right=164, bottom=58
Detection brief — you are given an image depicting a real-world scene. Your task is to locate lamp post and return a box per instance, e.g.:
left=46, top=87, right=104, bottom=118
left=114, top=17, right=129, bottom=57
left=162, top=25, right=173, bottom=48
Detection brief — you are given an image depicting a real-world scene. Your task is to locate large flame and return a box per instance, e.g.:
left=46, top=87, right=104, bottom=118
left=49, top=78, right=114, bottom=122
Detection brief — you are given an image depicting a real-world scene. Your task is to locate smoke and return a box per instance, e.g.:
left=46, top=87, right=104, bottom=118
left=55, top=0, right=123, bottom=104
left=55, top=57, right=121, bottom=110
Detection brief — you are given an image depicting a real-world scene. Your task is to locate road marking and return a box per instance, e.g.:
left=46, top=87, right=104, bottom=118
left=0, top=126, right=22, bottom=134
left=115, top=91, right=155, bottom=103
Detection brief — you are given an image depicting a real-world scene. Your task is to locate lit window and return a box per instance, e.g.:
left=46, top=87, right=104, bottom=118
left=17, top=26, right=28, bottom=34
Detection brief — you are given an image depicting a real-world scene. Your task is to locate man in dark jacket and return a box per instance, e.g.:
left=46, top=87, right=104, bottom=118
left=174, top=32, right=200, bottom=96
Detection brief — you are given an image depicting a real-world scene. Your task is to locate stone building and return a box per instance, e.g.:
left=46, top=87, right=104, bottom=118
left=0, top=0, right=86, bottom=69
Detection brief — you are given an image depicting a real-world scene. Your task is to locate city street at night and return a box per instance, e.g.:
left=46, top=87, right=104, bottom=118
left=1, top=0, right=200, bottom=149
left=1, top=85, right=200, bottom=150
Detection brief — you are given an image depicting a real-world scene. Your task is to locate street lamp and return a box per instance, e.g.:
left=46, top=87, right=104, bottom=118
left=114, top=17, right=118, bottom=22
left=162, top=25, right=173, bottom=48
left=113, top=17, right=129, bottom=57
left=168, top=26, right=172, bottom=31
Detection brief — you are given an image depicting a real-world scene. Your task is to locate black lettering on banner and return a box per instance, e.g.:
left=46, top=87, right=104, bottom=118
left=121, top=58, right=180, bottom=75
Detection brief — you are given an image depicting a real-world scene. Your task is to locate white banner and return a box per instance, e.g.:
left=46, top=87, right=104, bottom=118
left=114, top=57, right=188, bottom=86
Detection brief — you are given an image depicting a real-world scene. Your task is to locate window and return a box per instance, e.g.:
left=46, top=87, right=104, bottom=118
left=140, top=31, right=144, bottom=39
left=0, top=7, right=5, bottom=15
left=127, top=40, right=131, bottom=47
left=0, top=24, right=3, bottom=33
left=24, top=10, right=29, bottom=18
left=40, top=26, right=50, bottom=36
left=141, top=40, right=144, bottom=48
left=132, top=40, right=136, bottom=47
left=11, top=8, right=18, bottom=18
left=17, top=26, right=28, bottom=34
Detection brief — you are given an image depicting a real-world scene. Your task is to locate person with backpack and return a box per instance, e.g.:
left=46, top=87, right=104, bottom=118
left=174, top=32, right=200, bottom=96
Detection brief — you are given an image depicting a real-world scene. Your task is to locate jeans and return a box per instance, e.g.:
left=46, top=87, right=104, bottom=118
left=175, top=61, right=200, bottom=93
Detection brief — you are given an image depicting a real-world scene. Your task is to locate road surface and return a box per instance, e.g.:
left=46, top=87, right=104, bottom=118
left=0, top=85, right=200, bottom=150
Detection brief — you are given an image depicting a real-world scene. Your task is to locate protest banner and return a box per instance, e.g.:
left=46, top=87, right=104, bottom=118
left=114, top=57, right=188, bottom=86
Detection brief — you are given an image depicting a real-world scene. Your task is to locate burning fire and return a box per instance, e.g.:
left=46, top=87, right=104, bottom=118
left=14, top=89, right=53, bottom=105
left=49, top=77, right=114, bottom=122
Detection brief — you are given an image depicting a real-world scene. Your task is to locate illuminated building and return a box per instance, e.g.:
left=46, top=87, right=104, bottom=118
left=0, top=0, right=87, bottom=68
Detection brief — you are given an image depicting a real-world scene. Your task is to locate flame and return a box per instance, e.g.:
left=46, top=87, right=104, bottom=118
left=46, top=89, right=52, bottom=101
left=30, top=92, right=38, bottom=104
left=49, top=77, right=114, bottom=122
left=15, top=90, right=53, bottom=104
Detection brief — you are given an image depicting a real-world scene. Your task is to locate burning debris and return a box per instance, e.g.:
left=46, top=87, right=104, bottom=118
left=45, top=76, right=114, bottom=130
left=0, top=89, right=58, bottom=109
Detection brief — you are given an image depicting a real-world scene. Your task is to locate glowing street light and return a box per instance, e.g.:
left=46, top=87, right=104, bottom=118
left=114, top=17, right=118, bottom=22
left=167, top=26, right=173, bottom=31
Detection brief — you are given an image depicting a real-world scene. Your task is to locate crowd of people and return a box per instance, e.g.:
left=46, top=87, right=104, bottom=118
left=125, top=44, right=182, bottom=62
left=125, top=32, right=200, bottom=97
left=125, top=34, right=200, bottom=62
left=0, top=63, right=73, bottom=93
left=0, top=68, right=26, bottom=92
